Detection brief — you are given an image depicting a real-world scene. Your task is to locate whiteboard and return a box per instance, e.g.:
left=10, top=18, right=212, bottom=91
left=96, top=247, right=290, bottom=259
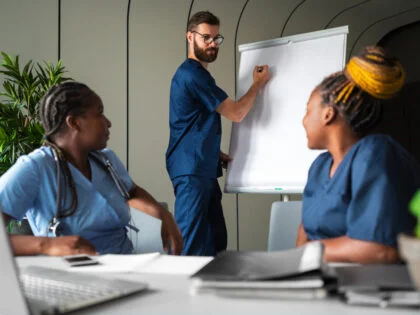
left=225, top=26, right=348, bottom=194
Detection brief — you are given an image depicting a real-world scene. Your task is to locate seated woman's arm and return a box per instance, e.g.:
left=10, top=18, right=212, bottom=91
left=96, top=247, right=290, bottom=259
left=3, top=213, right=96, bottom=256
left=320, top=236, right=398, bottom=264
left=127, top=184, right=183, bottom=255
left=296, top=219, right=398, bottom=263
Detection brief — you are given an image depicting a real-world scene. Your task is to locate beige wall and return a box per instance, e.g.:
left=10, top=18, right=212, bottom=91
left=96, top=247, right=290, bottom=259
left=0, top=0, right=57, bottom=63
left=128, top=0, right=190, bottom=210
left=1, top=0, right=419, bottom=251
left=61, top=0, right=128, bottom=164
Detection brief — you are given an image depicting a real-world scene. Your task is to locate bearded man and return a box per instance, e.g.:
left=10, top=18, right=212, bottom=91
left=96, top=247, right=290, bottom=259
left=165, top=11, right=270, bottom=255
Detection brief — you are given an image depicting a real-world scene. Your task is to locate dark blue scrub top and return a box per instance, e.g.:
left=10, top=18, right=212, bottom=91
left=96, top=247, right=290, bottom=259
left=166, top=59, right=228, bottom=180
left=303, top=134, right=420, bottom=246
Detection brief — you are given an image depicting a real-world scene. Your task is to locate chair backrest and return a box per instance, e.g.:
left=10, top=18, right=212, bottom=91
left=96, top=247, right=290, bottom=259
left=268, top=201, right=302, bottom=251
left=128, top=202, right=167, bottom=254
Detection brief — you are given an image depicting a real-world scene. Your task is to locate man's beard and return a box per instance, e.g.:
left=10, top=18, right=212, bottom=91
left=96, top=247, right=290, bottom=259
left=194, top=39, right=218, bottom=63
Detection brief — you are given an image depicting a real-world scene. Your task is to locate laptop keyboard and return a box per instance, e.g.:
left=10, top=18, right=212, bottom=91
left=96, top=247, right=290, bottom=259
left=17, top=266, right=148, bottom=313
left=21, top=273, right=121, bottom=307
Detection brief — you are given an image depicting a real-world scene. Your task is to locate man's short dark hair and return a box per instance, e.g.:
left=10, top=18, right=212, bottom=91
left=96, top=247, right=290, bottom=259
left=187, top=11, right=220, bottom=32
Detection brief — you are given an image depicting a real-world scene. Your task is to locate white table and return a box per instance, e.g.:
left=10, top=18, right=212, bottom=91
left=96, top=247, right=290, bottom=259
left=17, top=256, right=419, bottom=315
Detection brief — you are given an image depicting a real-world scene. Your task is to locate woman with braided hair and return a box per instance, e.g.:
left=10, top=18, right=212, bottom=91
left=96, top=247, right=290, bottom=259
left=297, top=46, right=420, bottom=263
left=0, top=81, right=183, bottom=255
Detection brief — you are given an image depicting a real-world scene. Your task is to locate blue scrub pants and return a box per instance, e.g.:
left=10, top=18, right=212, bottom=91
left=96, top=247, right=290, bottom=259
left=172, top=175, right=227, bottom=256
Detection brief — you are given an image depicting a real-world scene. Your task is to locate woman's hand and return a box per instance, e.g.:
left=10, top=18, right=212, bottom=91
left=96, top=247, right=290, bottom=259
left=40, top=236, right=97, bottom=256
left=9, top=235, right=97, bottom=256
left=160, top=210, right=183, bottom=255
left=296, top=222, right=309, bottom=247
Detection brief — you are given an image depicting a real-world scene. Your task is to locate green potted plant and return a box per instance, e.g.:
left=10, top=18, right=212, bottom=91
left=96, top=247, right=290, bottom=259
left=0, top=52, right=71, bottom=234
left=398, top=190, right=420, bottom=289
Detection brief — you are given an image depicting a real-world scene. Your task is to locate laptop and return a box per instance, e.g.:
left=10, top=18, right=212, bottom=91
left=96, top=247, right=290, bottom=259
left=0, top=214, right=148, bottom=315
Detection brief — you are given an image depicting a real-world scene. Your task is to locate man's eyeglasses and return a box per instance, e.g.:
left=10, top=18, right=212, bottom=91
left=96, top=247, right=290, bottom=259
left=191, top=31, right=224, bottom=46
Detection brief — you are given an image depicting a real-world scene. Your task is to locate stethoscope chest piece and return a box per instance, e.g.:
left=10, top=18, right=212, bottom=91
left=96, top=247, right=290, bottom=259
left=48, top=217, right=63, bottom=237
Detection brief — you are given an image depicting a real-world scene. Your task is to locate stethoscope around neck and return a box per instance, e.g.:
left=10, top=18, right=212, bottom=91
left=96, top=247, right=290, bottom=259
left=48, top=148, right=137, bottom=236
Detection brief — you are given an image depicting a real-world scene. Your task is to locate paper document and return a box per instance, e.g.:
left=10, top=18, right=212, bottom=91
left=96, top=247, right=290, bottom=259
left=67, top=252, right=160, bottom=273
left=298, top=242, right=324, bottom=272
left=67, top=253, right=213, bottom=276
left=138, top=256, right=214, bottom=275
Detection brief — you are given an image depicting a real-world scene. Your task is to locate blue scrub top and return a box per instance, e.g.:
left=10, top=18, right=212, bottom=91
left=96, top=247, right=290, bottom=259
left=166, top=58, right=228, bottom=180
left=303, top=134, right=420, bottom=246
left=0, top=146, right=134, bottom=254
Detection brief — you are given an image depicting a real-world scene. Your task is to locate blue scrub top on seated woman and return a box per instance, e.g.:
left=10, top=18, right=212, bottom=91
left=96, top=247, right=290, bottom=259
left=302, top=134, right=420, bottom=246
left=0, top=146, right=134, bottom=254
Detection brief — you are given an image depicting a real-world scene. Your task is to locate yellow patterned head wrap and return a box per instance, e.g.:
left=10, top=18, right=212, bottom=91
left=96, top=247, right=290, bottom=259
left=335, top=46, right=405, bottom=104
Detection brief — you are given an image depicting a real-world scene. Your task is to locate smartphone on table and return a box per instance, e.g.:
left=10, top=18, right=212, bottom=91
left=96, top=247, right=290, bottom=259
left=62, top=254, right=100, bottom=267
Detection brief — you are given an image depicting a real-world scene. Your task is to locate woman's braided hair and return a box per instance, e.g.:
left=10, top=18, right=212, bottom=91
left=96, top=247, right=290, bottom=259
left=40, top=81, right=93, bottom=218
left=317, top=46, right=405, bottom=136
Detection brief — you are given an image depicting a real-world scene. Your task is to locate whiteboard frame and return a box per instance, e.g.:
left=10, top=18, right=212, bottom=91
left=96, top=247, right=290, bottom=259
left=238, top=26, right=348, bottom=53
left=225, top=26, right=349, bottom=194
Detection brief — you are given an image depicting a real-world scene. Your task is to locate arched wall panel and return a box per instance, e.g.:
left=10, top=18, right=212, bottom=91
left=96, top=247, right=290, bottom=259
left=375, top=23, right=420, bottom=164
left=61, top=0, right=128, bottom=163
left=350, top=9, right=420, bottom=59
left=281, top=0, right=369, bottom=36
left=128, top=0, right=192, bottom=208
left=325, top=0, right=420, bottom=58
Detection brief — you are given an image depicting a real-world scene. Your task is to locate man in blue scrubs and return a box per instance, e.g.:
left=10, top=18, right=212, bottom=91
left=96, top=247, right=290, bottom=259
left=166, top=11, right=270, bottom=255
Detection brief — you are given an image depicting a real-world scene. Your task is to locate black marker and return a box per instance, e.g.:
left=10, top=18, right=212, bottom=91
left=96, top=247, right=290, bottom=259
left=257, top=67, right=263, bottom=72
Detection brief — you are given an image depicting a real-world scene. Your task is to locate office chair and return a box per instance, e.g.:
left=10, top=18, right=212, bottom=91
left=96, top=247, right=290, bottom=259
left=128, top=202, right=167, bottom=254
left=267, top=201, right=302, bottom=251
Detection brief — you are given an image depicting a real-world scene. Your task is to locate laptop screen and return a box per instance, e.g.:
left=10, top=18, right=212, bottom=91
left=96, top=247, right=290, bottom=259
left=0, top=213, right=31, bottom=315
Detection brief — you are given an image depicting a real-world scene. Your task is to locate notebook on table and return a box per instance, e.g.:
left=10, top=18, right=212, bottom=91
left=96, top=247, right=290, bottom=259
left=190, top=242, right=335, bottom=299
left=0, top=213, right=148, bottom=315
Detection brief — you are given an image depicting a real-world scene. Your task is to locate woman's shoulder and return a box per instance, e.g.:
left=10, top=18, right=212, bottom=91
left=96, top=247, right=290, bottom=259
left=357, top=134, right=409, bottom=157
left=355, top=134, right=419, bottom=169
left=15, top=146, right=53, bottom=167
left=99, top=148, right=124, bottom=165
left=312, top=151, right=331, bottom=167
left=358, top=134, right=398, bottom=148
left=0, top=147, right=53, bottom=181
left=308, top=151, right=331, bottom=174
left=100, top=147, right=116, bottom=157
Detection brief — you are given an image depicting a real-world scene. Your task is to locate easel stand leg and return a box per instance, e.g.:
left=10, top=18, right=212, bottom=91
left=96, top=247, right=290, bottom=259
left=236, top=193, right=239, bottom=251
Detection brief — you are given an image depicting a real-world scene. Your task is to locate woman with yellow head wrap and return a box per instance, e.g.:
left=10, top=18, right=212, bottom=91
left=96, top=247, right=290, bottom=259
left=297, top=46, right=420, bottom=264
